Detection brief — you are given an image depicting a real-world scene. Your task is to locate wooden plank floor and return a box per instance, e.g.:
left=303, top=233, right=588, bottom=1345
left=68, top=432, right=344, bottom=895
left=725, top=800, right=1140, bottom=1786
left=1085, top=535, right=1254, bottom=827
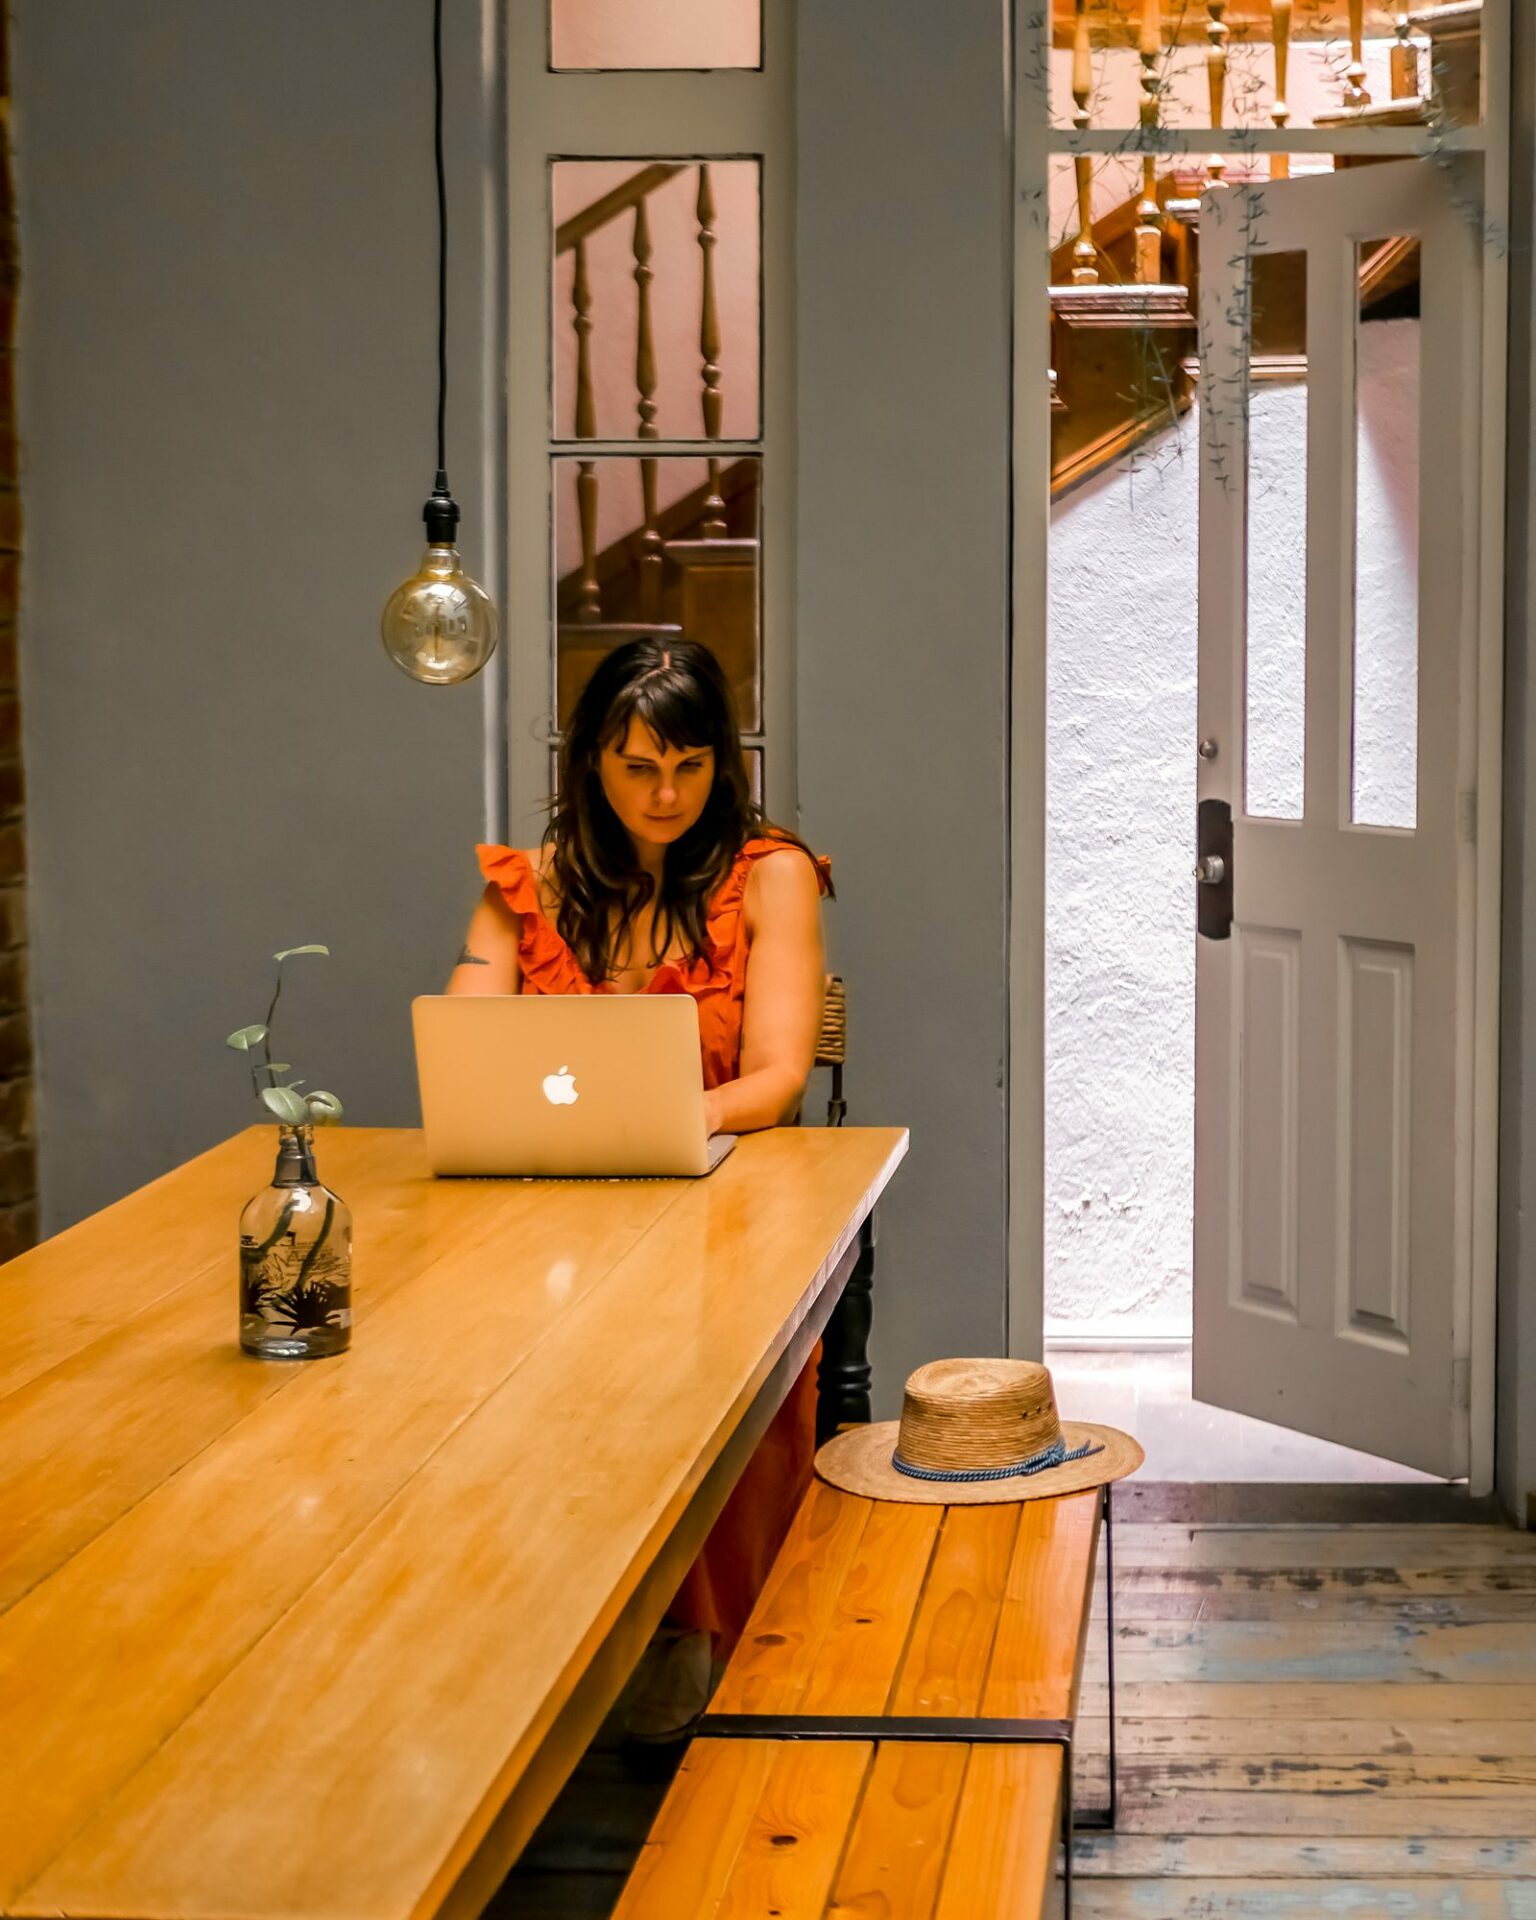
left=494, top=1486, right=1536, bottom=1919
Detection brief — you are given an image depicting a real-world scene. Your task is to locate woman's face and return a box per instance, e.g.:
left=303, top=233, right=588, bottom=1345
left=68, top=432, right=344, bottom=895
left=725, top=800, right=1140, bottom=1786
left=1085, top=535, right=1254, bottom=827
left=598, top=717, right=716, bottom=850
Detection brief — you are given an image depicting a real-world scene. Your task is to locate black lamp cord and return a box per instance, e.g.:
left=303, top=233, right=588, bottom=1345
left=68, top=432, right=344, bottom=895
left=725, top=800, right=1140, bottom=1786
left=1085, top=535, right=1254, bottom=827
left=424, top=0, right=457, bottom=541
left=434, top=0, right=447, bottom=487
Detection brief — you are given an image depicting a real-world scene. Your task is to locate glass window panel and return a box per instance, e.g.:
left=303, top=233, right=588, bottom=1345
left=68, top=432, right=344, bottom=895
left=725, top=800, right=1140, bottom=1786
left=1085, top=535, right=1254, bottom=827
left=551, top=0, right=760, bottom=72
left=1244, top=249, right=1308, bottom=822
left=552, top=160, right=761, bottom=442
left=553, top=454, right=761, bottom=731
left=1351, top=237, right=1420, bottom=831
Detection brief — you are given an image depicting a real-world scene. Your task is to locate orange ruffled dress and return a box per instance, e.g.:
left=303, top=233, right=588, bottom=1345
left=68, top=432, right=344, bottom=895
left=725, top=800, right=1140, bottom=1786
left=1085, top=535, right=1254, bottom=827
left=476, top=833, right=834, bottom=1652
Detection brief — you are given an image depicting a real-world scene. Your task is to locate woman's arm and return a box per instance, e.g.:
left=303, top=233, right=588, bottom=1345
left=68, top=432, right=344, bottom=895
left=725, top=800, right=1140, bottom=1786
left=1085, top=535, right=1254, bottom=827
left=705, top=849, right=826, bottom=1135
left=444, top=882, right=523, bottom=995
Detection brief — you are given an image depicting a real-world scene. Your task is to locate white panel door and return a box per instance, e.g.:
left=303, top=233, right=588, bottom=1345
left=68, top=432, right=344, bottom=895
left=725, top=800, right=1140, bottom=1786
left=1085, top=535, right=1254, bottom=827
left=1194, top=161, right=1481, bottom=1477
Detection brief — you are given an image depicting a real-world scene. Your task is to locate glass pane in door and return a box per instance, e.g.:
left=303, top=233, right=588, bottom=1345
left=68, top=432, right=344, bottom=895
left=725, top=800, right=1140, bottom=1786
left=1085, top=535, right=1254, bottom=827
left=552, top=160, right=761, bottom=441
left=552, top=454, right=762, bottom=731
left=1244, top=249, right=1308, bottom=822
left=1351, top=236, right=1420, bottom=831
left=550, top=0, right=761, bottom=71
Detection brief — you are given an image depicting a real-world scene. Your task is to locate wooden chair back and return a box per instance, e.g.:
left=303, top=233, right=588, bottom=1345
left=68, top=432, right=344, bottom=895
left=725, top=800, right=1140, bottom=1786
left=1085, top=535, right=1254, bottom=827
left=814, top=974, right=847, bottom=1127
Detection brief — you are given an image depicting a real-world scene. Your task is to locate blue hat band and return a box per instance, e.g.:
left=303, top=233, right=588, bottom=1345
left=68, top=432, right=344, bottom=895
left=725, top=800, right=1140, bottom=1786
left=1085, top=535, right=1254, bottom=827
left=890, top=1434, right=1105, bottom=1486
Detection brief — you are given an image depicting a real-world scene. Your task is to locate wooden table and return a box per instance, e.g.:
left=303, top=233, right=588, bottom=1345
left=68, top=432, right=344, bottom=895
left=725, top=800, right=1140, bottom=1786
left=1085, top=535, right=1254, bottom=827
left=0, top=1122, right=907, bottom=1920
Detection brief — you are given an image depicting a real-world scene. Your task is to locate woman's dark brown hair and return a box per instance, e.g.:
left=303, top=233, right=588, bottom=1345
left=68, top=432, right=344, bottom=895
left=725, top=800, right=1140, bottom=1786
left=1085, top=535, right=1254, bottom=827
left=548, top=637, right=823, bottom=985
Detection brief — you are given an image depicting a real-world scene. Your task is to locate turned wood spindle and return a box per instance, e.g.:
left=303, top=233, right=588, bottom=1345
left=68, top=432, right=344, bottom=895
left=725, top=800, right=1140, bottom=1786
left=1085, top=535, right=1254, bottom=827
left=1135, top=0, right=1163, bottom=284
left=696, top=163, right=727, bottom=539
left=1205, top=1, right=1229, bottom=186
left=1344, top=0, right=1371, bottom=108
left=1270, top=0, right=1292, bottom=178
left=1070, top=0, right=1098, bottom=285
left=632, top=196, right=663, bottom=622
left=1390, top=8, right=1421, bottom=101
left=571, top=237, right=602, bottom=623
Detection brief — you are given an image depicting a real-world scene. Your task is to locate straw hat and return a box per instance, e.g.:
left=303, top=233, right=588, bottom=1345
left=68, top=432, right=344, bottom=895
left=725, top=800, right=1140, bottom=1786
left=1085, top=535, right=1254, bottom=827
left=814, top=1357, right=1143, bottom=1505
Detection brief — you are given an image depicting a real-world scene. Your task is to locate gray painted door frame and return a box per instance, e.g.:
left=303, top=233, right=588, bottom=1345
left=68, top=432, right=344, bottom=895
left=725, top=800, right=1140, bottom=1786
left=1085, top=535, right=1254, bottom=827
left=1009, top=1, right=1512, bottom=1502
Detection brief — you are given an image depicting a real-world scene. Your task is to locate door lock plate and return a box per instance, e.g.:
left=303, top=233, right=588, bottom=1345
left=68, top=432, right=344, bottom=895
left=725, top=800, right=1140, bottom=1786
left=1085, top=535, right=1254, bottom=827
left=1196, top=798, right=1233, bottom=940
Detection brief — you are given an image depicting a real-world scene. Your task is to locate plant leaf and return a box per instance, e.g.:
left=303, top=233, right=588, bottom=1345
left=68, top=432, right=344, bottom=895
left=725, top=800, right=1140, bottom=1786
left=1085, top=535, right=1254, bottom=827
left=227, top=1024, right=269, bottom=1052
left=266, top=1063, right=292, bottom=1074
left=306, top=1091, right=344, bottom=1125
left=273, top=944, right=330, bottom=962
left=260, top=1086, right=311, bottom=1125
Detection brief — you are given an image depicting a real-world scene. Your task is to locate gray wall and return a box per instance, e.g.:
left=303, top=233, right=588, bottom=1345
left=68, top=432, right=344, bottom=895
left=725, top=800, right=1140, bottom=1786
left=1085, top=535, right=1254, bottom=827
left=13, top=0, right=1012, bottom=1415
left=12, top=0, right=496, bottom=1229
left=796, top=0, right=1013, bottom=1409
left=1498, top=0, right=1536, bottom=1527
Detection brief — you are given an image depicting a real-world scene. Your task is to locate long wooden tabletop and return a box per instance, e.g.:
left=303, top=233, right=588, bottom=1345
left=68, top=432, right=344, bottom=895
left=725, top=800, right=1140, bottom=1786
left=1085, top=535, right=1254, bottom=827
left=0, top=1122, right=907, bottom=1920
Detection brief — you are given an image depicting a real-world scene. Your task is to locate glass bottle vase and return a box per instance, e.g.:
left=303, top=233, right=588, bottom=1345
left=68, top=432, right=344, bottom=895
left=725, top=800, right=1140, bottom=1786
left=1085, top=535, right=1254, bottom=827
left=239, top=1124, right=352, bottom=1359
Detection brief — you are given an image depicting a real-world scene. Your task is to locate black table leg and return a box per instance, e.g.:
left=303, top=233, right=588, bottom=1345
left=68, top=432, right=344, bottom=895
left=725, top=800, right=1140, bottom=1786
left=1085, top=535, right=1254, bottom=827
left=816, top=1210, right=876, bottom=1444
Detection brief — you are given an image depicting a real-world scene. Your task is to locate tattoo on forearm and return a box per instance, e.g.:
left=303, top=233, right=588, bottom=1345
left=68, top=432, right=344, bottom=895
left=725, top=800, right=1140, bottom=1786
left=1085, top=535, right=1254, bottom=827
left=456, top=945, right=490, bottom=967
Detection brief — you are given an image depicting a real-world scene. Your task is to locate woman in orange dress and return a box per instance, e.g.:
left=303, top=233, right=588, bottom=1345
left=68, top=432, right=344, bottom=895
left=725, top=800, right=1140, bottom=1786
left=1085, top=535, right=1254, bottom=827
left=446, top=635, right=832, bottom=1733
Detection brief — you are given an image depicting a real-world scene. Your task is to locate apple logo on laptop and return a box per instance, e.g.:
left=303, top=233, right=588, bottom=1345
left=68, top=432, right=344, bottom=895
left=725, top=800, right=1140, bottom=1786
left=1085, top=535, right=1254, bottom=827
left=542, top=1064, right=578, bottom=1107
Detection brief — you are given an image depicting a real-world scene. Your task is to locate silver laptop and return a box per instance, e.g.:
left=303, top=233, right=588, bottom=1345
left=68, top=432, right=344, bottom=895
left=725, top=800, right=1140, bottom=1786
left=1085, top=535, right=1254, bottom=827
left=411, top=993, right=737, bottom=1177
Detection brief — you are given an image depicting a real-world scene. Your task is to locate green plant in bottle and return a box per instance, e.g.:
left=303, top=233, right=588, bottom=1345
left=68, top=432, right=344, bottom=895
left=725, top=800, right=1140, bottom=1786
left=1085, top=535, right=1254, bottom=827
left=229, top=945, right=352, bottom=1360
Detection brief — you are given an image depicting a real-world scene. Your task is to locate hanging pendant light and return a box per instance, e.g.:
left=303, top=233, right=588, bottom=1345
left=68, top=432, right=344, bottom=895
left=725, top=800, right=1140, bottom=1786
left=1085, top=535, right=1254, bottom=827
left=381, top=0, right=498, bottom=685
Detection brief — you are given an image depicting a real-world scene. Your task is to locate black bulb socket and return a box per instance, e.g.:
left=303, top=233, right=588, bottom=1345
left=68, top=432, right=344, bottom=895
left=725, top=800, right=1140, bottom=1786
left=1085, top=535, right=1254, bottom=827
left=423, top=470, right=460, bottom=545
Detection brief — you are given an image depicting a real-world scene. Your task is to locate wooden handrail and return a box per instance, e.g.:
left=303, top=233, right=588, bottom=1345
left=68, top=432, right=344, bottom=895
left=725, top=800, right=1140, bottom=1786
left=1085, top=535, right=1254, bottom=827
left=555, top=163, right=686, bottom=257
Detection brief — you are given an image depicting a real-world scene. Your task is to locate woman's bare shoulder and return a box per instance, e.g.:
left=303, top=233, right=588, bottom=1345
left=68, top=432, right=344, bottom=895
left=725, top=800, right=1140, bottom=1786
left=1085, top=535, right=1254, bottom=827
left=743, top=843, right=824, bottom=924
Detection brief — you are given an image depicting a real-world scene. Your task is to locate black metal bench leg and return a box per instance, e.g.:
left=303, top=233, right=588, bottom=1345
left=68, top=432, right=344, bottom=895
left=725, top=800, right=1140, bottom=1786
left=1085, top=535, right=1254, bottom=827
left=1102, top=1479, right=1117, bottom=1827
left=816, top=1210, right=876, bottom=1444
left=1063, top=1480, right=1116, bottom=1918
left=1060, top=1731, right=1073, bottom=1920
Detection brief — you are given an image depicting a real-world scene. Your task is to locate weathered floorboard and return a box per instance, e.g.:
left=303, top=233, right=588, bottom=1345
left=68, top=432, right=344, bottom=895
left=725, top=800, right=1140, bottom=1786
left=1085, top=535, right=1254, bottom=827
left=1073, top=1880, right=1536, bottom=1917
left=1070, top=1833, right=1536, bottom=1879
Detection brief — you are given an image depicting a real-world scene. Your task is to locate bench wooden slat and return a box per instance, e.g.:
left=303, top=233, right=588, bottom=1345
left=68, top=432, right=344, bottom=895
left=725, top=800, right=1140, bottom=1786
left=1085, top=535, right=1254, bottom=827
left=714, top=1742, right=869, bottom=1918
left=712, top=1482, right=876, bottom=1714
left=800, top=1502, right=944, bottom=1714
left=889, top=1506, right=1022, bottom=1718
left=826, top=1741, right=971, bottom=1917
left=982, top=1492, right=1102, bottom=1720
left=933, top=1747, right=1063, bottom=1920
left=614, top=1738, right=776, bottom=1913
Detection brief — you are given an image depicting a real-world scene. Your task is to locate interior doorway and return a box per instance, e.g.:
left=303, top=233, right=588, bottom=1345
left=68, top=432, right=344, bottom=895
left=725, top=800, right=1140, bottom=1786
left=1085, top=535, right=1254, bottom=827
left=1018, top=1, right=1509, bottom=1487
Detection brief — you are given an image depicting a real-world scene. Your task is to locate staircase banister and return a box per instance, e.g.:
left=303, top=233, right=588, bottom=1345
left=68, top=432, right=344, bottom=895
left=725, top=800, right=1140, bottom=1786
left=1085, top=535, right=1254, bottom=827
left=1049, top=0, right=1425, bottom=46
left=556, top=163, right=687, bottom=256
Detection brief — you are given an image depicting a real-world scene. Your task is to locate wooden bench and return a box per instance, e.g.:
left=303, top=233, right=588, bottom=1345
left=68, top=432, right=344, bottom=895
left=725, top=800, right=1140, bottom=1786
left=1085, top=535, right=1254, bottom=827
left=614, top=1474, right=1115, bottom=1919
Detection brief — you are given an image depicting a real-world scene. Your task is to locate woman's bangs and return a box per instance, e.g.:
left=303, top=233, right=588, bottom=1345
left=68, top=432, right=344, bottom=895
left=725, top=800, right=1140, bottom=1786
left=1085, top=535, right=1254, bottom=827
left=600, top=675, right=717, bottom=756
